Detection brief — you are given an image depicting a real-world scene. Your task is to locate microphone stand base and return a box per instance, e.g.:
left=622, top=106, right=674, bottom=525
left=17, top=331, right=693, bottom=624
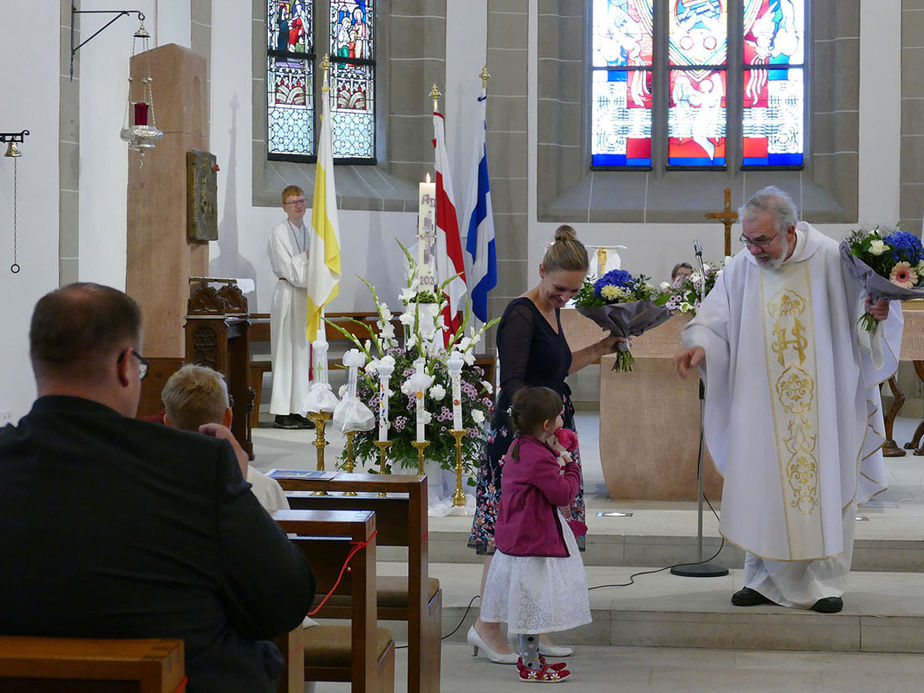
left=670, top=562, right=729, bottom=578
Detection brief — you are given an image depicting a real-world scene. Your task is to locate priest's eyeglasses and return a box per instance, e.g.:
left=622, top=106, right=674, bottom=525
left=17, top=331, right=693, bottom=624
left=739, top=232, right=778, bottom=250
left=118, top=349, right=150, bottom=380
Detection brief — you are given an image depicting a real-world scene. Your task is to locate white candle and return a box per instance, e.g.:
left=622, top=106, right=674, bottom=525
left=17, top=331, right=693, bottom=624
left=447, top=351, right=464, bottom=430
left=343, top=348, right=364, bottom=399
left=312, top=339, right=329, bottom=385
left=417, top=174, right=437, bottom=286
left=377, top=359, right=394, bottom=442
left=415, top=361, right=426, bottom=442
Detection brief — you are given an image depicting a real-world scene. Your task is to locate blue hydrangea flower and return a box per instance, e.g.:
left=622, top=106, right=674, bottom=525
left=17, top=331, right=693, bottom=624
left=883, top=231, right=924, bottom=265
left=594, top=269, right=635, bottom=297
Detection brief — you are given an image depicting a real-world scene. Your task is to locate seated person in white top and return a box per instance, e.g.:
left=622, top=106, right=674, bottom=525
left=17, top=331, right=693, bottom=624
left=162, top=364, right=290, bottom=511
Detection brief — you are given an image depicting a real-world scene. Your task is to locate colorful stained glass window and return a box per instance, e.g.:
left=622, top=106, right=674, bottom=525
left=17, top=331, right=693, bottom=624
left=266, top=1, right=375, bottom=161
left=591, top=1, right=804, bottom=170
left=668, top=69, right=727, bottom=166
left=742, top=0, right=804, bottom=166
left=329, top=0, right=375, bottom=160
left=591, top=0, right=654, bottom=167
left=668, top=1, right=727, bottom=167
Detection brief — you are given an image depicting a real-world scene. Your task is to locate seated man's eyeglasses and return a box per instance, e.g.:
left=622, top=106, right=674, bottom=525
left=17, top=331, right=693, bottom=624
left=739, top=232, right=778, bottom=250
left=117, top=350, right=150, bottom=379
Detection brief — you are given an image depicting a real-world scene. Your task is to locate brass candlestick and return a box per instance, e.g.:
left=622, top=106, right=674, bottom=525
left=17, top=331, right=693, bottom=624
left=373, top=440, right=391, bottom=496
left=342, top=431, right=357, bottom=496
left=450, top=429, right=466, bottom=507
left=411, top=440, right=430, bottom=475
left=307, top=410, right=333, bottom=495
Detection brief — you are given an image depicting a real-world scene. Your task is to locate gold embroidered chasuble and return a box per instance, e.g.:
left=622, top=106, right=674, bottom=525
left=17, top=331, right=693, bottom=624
left=759, top=264, right=823, bottom=559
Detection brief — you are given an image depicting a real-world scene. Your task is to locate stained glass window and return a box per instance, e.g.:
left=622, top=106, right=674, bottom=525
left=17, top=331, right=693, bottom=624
left=668, top=1, right=727, bottom=167
left=266, top=1, right=376, bottom=162
left=329, top=0, right=375, bottom=160
left=742, top=0, right=804, bottom=167
left=591, top=0, right=654, bottom=167
left=590, top=1, right=805, bottom=170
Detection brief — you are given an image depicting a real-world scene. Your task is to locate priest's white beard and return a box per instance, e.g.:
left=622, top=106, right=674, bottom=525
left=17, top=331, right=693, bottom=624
left=755, top=252, right=787, bottom=271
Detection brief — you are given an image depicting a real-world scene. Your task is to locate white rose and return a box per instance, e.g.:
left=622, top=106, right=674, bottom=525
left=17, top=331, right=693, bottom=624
left=429, top=384, right=446, bottom=400
left=472, top=409, right=486, bottom=424
left=869, top=239, right=890, bottom=256
left=659, top=281, right=671, bottom=291
left=423, top=411, right=433, bottom=424
left=400, top=380, right=416, bottom=397
left=364, top=359, right=379, bottom=375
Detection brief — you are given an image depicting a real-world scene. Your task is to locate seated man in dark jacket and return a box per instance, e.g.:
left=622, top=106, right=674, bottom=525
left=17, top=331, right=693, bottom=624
left=0, top=282, right=315, bottom=693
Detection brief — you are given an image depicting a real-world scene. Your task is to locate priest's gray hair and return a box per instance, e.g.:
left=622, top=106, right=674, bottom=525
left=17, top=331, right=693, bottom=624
left=739, top=186, right=798, bottom=233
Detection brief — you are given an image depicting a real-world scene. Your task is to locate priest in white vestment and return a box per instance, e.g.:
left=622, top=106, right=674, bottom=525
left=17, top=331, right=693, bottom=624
left=674, top=186, right=903, bottom=613
left=267, top=185, right=313, bottom=429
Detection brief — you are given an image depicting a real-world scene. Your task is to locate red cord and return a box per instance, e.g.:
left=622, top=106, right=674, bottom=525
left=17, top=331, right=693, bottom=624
left=307, top=530, right=377, bottom=616
left=172, top=676, right=188, bottom=692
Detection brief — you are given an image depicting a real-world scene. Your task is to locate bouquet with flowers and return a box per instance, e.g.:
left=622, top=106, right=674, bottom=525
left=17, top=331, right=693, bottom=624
left=656, top=261, right=722, bottom=315
left=841, top=228, right=924, bottom=332
left=574, top=268, right=671, bottom=371
left=326, top=245, right=499, bottom=475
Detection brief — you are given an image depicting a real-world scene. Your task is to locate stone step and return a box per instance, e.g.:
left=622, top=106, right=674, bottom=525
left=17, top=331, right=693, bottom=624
left=418, top=512, right=924, bottom=573
left=405, top=562, right=924, bottom=655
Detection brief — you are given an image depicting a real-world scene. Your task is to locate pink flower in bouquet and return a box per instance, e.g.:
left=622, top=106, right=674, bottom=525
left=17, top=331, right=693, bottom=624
left=554, top=427, right=579, bottom=452
left=890, top=261, right=918, bottom=289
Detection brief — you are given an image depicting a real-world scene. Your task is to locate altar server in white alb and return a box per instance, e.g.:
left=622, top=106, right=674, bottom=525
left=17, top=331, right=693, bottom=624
left=673, top=186, right=903, bottom=614
left=267, top=185, right=313, bottom=429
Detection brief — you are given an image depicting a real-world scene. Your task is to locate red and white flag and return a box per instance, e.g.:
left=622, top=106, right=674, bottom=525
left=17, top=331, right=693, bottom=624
left=432, top=110, right=467, bottom=344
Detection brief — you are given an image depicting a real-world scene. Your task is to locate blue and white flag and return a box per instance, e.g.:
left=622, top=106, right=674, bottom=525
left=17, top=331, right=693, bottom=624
left=464, top=88, right=497, bottom=324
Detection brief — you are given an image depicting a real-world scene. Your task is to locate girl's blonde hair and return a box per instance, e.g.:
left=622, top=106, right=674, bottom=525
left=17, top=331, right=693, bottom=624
left=541, top=225, right=589, bottom=273
left=508, top=386, right=563, bottom=461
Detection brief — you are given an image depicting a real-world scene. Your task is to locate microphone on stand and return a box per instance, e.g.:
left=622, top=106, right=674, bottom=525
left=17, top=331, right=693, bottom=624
left=671, top=239, right=728, bottom=579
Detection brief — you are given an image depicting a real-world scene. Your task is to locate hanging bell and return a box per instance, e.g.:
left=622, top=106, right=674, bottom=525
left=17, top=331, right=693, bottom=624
left=4, top=141, right=21, bottom=158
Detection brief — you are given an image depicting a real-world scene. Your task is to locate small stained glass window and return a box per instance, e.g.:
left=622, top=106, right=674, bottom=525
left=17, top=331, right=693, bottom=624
left=329, top=0, right=376, bottom=160
left=266, top=1, right=376, bottom=162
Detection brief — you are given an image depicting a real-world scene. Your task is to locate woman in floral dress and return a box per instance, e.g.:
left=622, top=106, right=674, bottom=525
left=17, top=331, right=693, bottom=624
left=466, top=225, right=619, bottom=663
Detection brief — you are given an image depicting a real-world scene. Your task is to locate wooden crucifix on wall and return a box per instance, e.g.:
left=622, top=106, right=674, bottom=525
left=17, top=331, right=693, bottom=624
left=705, top=187, right=738, bottom=257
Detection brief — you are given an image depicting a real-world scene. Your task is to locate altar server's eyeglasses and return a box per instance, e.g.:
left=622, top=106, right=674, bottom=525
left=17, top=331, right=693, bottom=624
left=739, top=232, right=778, bottom=250
left=118, top=349, right=149, bottom=379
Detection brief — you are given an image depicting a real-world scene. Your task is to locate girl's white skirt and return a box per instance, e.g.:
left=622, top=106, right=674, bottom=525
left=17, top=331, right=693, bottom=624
left=480, top=511, right=591, bottom=634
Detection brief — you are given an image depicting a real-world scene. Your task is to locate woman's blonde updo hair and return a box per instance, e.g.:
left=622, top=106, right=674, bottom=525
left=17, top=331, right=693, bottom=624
left=541, top=225, right=589, bottom=273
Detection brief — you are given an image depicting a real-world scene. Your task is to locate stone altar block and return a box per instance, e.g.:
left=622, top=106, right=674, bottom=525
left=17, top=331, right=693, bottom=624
left=599, top=314, right=724, bottom=501
left=562, top=309, right=722, bottom=500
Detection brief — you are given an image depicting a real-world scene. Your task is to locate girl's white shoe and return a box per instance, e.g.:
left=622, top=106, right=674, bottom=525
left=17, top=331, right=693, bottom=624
left=466, top=626, right=519, bottom=664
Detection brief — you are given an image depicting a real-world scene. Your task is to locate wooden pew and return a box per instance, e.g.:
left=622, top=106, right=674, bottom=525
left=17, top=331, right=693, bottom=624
left=277, top=474, right=441, bottom=693
left=0, top=636, right=184, bottom=692
left=272, top=508, right=394, bottom=693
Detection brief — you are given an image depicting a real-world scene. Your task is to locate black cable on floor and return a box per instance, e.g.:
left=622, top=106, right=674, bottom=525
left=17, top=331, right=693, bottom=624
left=589, top=492, right=725, bottom=590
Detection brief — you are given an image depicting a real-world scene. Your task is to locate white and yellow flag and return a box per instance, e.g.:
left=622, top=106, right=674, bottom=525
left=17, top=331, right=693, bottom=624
left=305, top=69, right=342, bottom=342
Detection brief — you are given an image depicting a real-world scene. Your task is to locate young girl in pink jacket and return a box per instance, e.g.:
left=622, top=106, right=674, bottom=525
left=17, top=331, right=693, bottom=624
left=479, top=386, right=591, bottom=683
